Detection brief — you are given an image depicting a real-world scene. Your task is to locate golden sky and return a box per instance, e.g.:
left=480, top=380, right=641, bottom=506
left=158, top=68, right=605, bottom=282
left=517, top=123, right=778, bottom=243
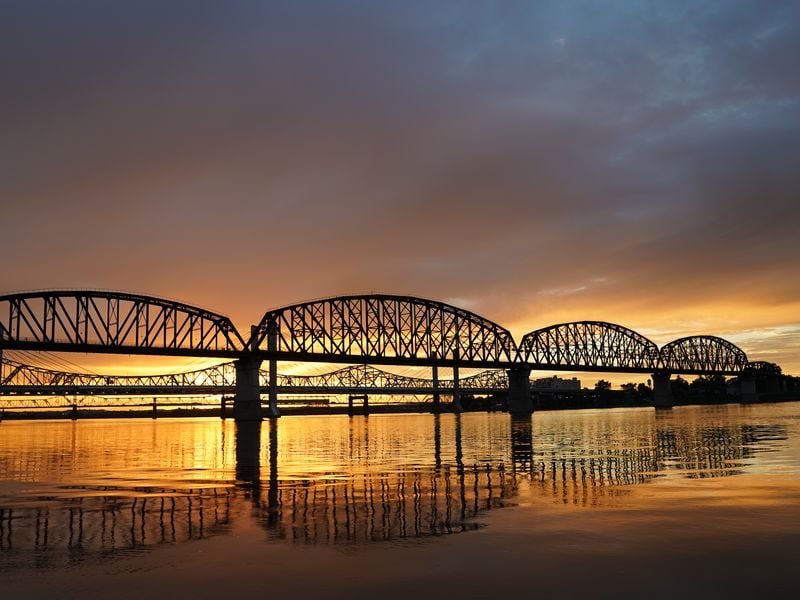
left=2, top=2, right=799, bottom=380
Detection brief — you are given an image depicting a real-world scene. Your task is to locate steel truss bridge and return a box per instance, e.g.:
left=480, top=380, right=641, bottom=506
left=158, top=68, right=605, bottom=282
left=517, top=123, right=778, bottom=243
left=0, top=290, right=773, bottom=416
left=0, top=358, right=508, bottom=397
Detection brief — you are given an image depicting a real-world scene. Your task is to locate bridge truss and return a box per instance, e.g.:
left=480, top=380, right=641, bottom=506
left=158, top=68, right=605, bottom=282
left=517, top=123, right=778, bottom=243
left=250, top=295, right=518, bottom=368
left=0, top=356, right=507, bottom=400
left=0, top=291, right=244, bottom=357
left=0, top=290, right=767, bottom=413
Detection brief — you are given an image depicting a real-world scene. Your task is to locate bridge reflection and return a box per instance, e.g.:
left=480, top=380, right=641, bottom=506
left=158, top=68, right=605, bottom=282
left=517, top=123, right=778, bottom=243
left=0, top=412, right=789, bottom=570
left=0, top=489, right=233, bottom=571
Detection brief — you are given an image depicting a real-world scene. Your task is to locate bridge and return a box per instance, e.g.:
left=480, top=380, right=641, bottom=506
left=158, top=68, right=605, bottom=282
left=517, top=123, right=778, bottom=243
left=0, top=358, right=507, bottom=397
left=0, top=290, right=767, bottom=419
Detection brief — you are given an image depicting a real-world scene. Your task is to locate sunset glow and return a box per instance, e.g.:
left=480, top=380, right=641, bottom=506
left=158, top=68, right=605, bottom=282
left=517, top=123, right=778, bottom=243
left=3, top=2, right=798, bottom=382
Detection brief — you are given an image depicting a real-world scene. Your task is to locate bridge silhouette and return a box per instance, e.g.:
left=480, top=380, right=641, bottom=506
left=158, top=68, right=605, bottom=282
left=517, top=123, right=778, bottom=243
left=0, top=290, right=767, bottom=419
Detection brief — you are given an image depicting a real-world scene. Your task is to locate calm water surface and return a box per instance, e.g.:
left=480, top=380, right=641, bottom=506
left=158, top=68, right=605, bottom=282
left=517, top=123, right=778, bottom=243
left=1, top=403, right=799, bottom=599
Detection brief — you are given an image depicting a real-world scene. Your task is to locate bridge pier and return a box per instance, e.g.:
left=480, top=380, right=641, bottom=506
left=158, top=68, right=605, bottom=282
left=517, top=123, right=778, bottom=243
left=739, top=376, right=759, bottom=404
left=452, top=360, right=462, bottom=414
left=652, top=371, right=674, bottom=409
left=450, top=346, right=463, bottom=413
left=348, top=394, right=369, bottom=416
left=506, top=366, right=533, bottom=416
left=234, top=357, right=263, bottom=421
left=265, top=326, right=281, bottom=419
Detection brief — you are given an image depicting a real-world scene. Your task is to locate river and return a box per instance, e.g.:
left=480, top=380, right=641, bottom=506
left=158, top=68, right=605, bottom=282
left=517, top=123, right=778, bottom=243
left=1, top=403, right=799, bottom=598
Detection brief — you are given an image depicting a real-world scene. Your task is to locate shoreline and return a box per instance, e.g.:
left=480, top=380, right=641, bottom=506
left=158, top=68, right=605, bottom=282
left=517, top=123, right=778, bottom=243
left=1, top=394, right=797, bottom=421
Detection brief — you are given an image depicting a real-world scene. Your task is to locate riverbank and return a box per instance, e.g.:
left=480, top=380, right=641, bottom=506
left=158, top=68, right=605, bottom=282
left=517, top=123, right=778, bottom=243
left=1, top=392, right=797, bottom=421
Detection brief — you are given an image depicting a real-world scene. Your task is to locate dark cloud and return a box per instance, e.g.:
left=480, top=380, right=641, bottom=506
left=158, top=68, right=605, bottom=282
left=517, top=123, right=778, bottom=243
left=2, top=1, right=799, bottom=371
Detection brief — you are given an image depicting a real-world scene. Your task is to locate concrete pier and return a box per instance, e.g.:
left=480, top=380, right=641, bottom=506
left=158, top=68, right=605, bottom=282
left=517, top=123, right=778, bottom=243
left=652, top=371, right=674, bottom=409
left=265, top=326, right=281, bottom=419
left=507, top=366, right=533, bottom=416
left=234, top=357, right=263, bottom=421
left=452, top=358, right=463, bottom=414
left=739, top=376, right=759, bottom=404
left=348, top=394, right=369, bottom=416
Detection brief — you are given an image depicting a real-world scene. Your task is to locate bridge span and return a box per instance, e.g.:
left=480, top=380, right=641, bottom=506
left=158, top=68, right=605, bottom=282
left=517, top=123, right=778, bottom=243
left=1, top=290, right=767, bottom=419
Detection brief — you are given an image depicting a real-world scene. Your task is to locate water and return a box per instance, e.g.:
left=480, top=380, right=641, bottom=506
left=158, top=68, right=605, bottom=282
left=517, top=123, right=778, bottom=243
left=1, top=404, right=799, bottom=599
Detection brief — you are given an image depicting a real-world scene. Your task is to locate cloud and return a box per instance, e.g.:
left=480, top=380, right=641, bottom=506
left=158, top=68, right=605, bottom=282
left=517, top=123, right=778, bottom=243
left=2, top=0, right=799, bottom=375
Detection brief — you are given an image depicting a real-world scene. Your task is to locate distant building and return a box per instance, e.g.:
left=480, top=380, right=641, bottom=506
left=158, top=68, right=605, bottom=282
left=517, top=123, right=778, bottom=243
left=531, top=376, right=581, bottom=391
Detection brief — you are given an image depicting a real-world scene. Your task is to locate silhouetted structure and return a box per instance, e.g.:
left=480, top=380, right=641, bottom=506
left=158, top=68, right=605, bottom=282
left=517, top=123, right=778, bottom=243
left=0, top=290, right=774, bottom=419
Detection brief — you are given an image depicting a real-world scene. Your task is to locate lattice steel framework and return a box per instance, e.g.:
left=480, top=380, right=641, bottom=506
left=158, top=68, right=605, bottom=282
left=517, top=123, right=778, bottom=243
left=518, top=321, right=660, bottom=372
left=744, top=361, right=782, bottom=376
left=279, top=364, right=507, bottom=391
left=0, top=356, right=508, bottom=396
left=250, top=295, right=517, bottom=367
left=0, top=291, right=244, bottom=357
left=0, top=357, right=235, bottom=393
left=658, top=336, right=748, bottom=375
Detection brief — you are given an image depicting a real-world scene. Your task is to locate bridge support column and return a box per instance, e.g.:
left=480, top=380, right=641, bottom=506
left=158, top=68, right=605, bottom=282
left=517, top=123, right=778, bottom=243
left=506, top=366, right=533, bottom=416
left=652, top=371, right=674, bottom=409
left=452, top=362, right=462, bottom=414
left=431, top=359, right=441, bottom=413
left=740, top=376, right=759, bottom=404
left=234, top=357, right=263, bottom=422
left=265, top=326, right=281, bottom=419
left=451, top=347, right=463, bottom=413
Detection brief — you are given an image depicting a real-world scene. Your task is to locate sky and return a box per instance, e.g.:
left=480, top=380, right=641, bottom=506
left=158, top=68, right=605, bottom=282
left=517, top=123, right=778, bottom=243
left=2, top=1, right=800, bottom=379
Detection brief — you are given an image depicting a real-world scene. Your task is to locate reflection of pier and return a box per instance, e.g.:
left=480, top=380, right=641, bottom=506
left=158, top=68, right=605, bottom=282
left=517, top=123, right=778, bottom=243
left=237, top=415, right=517, bottom=543
left=0, top=412, right=791, bottom=570
left=0, top=488, right=232, bottom=571
left=249, top=464, right=516, bottom=544
left=508, top=416, right=787, bottom=506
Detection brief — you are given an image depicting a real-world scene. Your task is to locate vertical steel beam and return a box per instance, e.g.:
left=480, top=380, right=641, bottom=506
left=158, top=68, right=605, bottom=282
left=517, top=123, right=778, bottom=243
left=452, top=346, right=462, bottom=414
left=265, top=325, right=280, bottom=419
left=431, top=352, right=440, bottom=414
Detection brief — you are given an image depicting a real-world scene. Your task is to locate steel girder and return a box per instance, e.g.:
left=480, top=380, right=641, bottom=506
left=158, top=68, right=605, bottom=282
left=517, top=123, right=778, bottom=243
left=744, top=361, right=782, bottom=375
left=518, top=322, right=751, bottom=375
left=279, top=364, right=507, bottom=391
left=0, top=357, right=236, bottom=389
left=1, top=356, right=507, bottom=396
left=0, top=291, right=244, bottom=357
left=0, top=290, right=759, bottom=377
left=659, top=336, right=748, bottom=375
left=250, top=295, right=518, bottom=367
left=519, top=321, right=661, bottom=372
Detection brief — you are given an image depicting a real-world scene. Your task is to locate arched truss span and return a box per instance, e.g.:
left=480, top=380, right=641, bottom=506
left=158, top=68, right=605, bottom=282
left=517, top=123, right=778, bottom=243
left=250, top=295, right=517, bottom=367
left=0, top=357, right=236, bottom=390
left=0, top=356, right=507, bottom=396
left=278, top=364, right=507, bottom=392
left=658, top=336, right=748, bottom=375
left=519, top=321, right=660, bottom=372
left=0, top=291, right=244, bottom=357
left=744, top=361, right=782, bottom=376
